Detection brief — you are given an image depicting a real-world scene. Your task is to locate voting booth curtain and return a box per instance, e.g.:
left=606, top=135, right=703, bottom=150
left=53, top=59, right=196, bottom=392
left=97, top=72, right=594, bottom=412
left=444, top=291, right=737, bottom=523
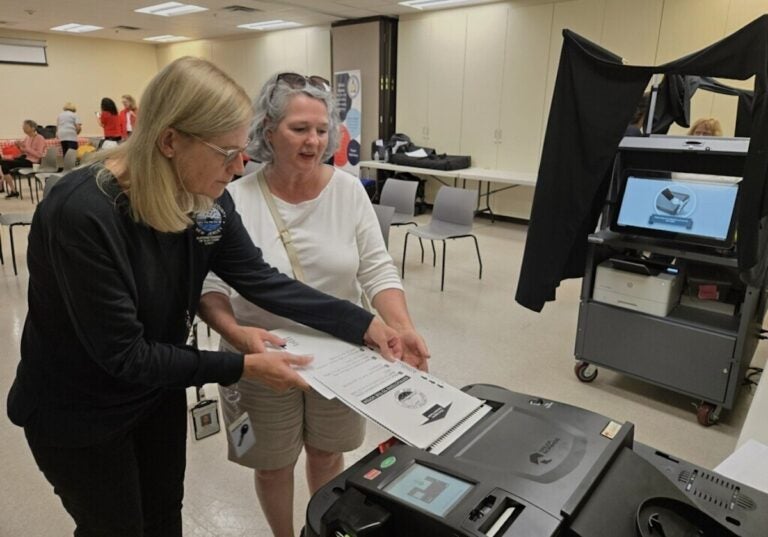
left=516, top=15, right=768, bottom=312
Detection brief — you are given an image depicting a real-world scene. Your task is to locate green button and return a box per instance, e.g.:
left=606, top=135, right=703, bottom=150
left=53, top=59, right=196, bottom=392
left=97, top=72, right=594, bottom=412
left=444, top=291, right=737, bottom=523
left=380, top=456, right=397, bottom=469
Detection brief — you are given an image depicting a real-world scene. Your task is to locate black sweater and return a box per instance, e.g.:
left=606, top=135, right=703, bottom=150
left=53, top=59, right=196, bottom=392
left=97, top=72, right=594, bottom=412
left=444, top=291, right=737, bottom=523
left=7, top=166, right=373, bottom=446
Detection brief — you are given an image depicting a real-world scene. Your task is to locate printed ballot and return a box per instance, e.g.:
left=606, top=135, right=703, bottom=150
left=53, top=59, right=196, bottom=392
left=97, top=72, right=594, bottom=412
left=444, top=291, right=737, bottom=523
left=272, top=326, right=490, bottom=452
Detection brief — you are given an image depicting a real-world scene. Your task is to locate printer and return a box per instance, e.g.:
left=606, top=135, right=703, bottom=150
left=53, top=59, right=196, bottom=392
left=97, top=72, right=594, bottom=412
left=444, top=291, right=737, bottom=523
left=593, top=259, right=682, bottom=316
left=305, top=385, right=767, bottom=537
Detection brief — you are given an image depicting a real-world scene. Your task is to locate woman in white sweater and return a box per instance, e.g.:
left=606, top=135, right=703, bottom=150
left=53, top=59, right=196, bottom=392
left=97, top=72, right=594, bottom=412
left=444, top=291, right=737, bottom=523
left=199, top=73, right=428, bottom=537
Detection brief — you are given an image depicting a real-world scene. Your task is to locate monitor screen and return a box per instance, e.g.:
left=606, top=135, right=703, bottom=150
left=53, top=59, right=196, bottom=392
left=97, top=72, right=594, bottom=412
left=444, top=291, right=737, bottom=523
left=615, top=173, right=739, bottom=246
left=383, top=463, right=473, bottom=517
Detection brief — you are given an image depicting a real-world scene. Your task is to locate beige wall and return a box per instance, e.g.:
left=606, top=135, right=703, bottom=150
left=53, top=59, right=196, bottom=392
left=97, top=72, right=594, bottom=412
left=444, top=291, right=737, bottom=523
left=155, top=26, right=332, bottom=98
left=396, top=0, right=768, bottom=219
left=0, top=30, right=158, bottom=139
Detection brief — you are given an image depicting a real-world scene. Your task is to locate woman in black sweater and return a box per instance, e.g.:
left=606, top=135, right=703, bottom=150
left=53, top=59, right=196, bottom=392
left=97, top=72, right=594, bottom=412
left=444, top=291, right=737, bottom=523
left=6, top=56, right=401, bottom=537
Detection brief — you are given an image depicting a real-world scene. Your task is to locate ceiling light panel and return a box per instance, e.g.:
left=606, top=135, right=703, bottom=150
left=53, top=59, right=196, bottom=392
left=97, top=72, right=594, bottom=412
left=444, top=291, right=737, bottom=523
left=50, top=23, right=103, bottom=33
left=143, top=34, right=191, bottom=42
left=135, top=2, right=208, bottom=17
left=399, top=0, right=472, bottom=9
left=237, top=20, right=301, bottom=31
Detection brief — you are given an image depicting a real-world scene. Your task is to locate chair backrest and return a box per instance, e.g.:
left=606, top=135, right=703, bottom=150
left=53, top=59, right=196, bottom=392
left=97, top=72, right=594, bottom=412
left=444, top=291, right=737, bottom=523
left=372, top=204, right=395, bottom=248
left=43, top=175, right=62, bottom=199
left=431, top=186, right=477, bottom=227
left=62, top=149, right=77, bottom=171
left=379, top=178, right=418, bottom=216
left=41, top=146, right=58, bottom=169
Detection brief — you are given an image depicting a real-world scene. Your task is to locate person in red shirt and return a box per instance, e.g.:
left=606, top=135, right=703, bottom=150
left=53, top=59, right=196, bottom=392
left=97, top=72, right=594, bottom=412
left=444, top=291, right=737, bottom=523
left=98, top=97, right=122, bottom=142
left=119, top=94, right=138, bottom=140
left=1, top=120, right=46, bottom=198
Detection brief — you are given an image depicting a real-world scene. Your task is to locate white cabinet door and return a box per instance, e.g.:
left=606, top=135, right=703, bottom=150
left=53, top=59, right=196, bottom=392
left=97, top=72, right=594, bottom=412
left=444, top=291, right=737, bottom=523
left=459, top=3, right=508, bottom=168
left=497, top=2, right=554, bottom=173
left=396, top=16, right=431, bottom=147
left=426, top=10, right=468, bottom=154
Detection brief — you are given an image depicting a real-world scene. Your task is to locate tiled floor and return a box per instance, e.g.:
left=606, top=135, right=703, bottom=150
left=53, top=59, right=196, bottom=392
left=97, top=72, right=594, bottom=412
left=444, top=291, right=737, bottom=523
left=0, top=193, right=764, bottom=536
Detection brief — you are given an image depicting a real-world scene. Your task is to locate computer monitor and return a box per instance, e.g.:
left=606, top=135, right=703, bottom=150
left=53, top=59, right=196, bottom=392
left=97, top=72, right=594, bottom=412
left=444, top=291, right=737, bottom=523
left=612, top=169, right=740, bottom=249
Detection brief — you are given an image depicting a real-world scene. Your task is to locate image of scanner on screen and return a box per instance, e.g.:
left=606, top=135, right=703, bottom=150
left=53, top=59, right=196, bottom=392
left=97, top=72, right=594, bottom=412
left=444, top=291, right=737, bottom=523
left=614, top=172, right=739, bottom=248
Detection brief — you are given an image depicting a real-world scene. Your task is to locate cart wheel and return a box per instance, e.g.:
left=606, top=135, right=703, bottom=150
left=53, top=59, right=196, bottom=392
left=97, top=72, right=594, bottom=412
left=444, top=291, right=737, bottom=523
left=696, top=402, right=719, bottom=427
left=574, top=361, right=598, bottom=383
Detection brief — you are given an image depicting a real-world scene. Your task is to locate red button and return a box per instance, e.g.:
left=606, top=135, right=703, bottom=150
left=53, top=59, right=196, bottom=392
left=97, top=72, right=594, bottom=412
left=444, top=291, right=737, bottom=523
left=364, top=468, right=382, bottom=480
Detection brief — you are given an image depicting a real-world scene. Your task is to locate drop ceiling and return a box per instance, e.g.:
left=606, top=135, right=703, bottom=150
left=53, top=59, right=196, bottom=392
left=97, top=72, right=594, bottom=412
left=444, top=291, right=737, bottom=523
left=0, top=0, right=506, bottom=43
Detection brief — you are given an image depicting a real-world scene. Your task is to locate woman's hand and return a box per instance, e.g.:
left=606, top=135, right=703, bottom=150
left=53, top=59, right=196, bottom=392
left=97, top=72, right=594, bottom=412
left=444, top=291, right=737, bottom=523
left=231, top=325, right=286, bottom=354
left=242, top=351, right=312, bottom=392
left=363, top=317, right=402, bottom=361
left=398, top=329, right=430, bottom=372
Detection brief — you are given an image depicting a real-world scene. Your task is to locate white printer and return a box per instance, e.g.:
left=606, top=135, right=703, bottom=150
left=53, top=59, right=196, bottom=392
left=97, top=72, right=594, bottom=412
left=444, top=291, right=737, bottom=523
left=593, top=259, right=682, bottom=316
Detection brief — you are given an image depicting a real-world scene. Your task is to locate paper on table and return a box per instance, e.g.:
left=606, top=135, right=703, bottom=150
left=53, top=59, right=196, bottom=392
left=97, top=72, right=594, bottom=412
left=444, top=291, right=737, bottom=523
left=405, top=148, right=429, bottom=158
left=273, top=326, right=486, bottom=450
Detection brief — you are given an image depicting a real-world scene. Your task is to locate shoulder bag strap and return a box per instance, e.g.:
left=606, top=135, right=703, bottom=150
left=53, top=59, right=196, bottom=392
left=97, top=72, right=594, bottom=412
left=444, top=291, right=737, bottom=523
left=256, top=169, right=306, bottom=282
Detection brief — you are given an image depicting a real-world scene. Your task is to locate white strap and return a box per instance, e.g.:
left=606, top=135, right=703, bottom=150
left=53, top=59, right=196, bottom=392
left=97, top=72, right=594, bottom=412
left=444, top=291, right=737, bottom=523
left=257, top=170, right=306, bottom=282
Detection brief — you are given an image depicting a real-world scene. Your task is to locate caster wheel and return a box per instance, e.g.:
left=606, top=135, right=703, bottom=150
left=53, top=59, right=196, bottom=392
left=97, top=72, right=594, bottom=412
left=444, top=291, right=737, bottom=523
left=696, top=402, right=719, bottom=427
left=574, top=361, right=598, bottom=383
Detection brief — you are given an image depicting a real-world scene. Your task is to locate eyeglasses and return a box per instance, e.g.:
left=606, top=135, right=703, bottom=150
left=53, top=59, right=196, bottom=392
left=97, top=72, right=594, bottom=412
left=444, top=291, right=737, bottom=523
left=273, top=72, right=332, bottom=96
left=189, top=133, right=250, bottom=166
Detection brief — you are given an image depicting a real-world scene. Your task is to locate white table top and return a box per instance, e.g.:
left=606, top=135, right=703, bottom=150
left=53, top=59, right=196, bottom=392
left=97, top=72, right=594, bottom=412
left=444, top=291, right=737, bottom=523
left=359, top=160, right=460, bottom=179
left=359, top=160, right=537, bottom=186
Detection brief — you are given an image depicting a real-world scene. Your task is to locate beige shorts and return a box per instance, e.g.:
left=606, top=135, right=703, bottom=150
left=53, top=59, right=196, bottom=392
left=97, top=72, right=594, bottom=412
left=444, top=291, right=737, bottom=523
left=219, top=377, right=366, bottom=470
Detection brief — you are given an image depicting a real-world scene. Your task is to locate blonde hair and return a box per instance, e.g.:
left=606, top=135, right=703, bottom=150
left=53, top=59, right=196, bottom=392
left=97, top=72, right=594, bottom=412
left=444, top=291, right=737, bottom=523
left=688, top=117, right=723, bottom=137
left=90, top=57, right=252, bottom=233
left=122, top=94, right=137, bottom=110
left=63, top=102, right=77, bottom=112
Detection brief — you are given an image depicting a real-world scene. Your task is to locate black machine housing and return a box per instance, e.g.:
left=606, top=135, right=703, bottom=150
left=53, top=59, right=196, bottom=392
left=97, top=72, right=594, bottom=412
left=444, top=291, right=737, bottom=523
left=305, top=385, right=767, bottom=537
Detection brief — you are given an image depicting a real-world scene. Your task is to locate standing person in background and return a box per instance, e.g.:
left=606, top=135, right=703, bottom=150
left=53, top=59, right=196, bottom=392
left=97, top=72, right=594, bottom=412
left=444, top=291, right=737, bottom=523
left=98, top=97, right=122, bottom=142
left=1, top=120, right=46, bottom=198
left=57, top=102, right=82, bottom=156
left=119, top=94, right=138, bottom=140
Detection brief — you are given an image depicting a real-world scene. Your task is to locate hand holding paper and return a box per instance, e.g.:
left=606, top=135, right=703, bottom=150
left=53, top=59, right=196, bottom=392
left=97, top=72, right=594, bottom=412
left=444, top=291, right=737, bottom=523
left=242, top=351, right=313, bottom=392
left=363, top=317, right=403, bottom=361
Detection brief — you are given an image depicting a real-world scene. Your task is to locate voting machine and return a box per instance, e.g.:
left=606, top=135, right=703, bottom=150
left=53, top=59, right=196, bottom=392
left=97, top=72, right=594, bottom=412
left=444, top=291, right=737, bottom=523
left=305, top=385, right=767, bottom=537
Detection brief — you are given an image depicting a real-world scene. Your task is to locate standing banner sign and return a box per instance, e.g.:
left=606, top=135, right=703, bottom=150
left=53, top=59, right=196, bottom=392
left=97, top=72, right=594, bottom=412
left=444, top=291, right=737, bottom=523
left=333, top=70, right=362, bottom=176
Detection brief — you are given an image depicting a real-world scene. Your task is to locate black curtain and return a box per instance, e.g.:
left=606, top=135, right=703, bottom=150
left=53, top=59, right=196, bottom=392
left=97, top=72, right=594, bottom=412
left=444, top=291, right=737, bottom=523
left=516, top=15, right=768, bottom=312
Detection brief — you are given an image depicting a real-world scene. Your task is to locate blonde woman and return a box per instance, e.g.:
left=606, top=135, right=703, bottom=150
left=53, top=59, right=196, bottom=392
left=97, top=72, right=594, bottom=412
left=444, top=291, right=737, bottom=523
left=57, top=102, right=81, bottom=155
left=199, top=73, right=429, bottom=537
left=6, top=57, right=401, bottom=537
left=688, top=117, right=723, bottom=136
left=120, top=94, right=138, bottom=139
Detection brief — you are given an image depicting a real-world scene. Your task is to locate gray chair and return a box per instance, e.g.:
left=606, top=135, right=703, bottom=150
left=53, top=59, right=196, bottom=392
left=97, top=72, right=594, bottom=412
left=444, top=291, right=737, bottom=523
left=380, top=178, right=419, bottom=225
left=13, top=146, right=58, bottom=201
left=43, top=175, right=63, bottom=199
left=401, top=186, right=482, bottom=291
left=35, top=149, right=76, bottom=202
left=0, top=213, right=33, bottom=275
left=372, top=204, right=395, bottom=248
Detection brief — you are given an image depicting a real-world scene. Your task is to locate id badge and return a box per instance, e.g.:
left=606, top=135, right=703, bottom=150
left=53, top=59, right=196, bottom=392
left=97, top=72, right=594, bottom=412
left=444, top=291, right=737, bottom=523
left=190, top=399, right=221, bottom=440
left=228, top=412, right=255, bottom=458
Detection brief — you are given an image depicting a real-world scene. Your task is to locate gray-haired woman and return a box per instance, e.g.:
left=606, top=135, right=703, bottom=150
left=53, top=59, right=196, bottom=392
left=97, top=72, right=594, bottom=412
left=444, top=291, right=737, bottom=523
left=199, top=73, right=429, bottom=537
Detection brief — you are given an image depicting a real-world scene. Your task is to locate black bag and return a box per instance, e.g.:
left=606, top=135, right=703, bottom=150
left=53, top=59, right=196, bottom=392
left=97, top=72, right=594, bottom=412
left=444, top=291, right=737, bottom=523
left=388, top=153, right=471, bottom=171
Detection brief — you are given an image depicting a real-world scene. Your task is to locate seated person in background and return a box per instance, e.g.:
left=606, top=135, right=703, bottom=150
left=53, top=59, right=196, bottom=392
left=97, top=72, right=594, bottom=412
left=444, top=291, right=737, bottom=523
left=1, top=119, right=46, bottom=198
left=688, top=117, right=723, bottom=136
left=625, top=93, right=649, bottom=136
left=199, top=72, right=430, bottom=537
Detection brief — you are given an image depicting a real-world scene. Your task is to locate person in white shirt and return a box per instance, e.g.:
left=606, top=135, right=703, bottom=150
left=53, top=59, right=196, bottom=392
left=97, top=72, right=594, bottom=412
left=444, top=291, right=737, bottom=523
left=199, top=73, right=429, bottom=537
left=56, top=102, right=81, bottom=156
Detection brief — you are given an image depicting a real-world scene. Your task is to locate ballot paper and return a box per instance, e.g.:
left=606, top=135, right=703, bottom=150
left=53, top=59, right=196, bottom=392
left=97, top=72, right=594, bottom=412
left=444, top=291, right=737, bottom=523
left=273, top=326, right=489, bottom=452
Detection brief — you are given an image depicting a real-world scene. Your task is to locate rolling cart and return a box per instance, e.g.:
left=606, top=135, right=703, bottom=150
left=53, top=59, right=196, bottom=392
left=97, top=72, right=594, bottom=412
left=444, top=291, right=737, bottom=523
left=574, top=136, right=768, bottom=425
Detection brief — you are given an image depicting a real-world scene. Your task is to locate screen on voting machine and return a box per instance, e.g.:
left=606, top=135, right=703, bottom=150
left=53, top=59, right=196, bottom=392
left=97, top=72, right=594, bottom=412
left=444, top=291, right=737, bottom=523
left=616, top=174, right=739, bottom=244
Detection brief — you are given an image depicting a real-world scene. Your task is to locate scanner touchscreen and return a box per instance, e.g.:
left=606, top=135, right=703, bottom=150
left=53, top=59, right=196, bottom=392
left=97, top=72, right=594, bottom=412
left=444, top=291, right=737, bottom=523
left=616, top=175, right=738, bottom=243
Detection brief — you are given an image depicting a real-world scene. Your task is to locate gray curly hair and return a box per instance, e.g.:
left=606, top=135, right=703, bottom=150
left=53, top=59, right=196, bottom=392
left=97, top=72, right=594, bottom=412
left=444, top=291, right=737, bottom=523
left=248, top=74, right=340, bottom=163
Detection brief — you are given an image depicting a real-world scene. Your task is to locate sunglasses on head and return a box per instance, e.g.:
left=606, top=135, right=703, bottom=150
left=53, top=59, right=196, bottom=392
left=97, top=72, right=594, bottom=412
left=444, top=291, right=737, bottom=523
left=273, top=73, right=332, bottom=96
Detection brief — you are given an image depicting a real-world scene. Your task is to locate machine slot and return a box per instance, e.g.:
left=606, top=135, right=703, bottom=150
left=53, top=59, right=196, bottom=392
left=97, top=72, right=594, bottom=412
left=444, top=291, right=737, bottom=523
left=480, top=499, right=523, bottom=537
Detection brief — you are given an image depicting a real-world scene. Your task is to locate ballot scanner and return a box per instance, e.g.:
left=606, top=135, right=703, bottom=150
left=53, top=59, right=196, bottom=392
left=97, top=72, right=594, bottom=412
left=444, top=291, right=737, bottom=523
left=305, top=385, right=767, bottom=537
